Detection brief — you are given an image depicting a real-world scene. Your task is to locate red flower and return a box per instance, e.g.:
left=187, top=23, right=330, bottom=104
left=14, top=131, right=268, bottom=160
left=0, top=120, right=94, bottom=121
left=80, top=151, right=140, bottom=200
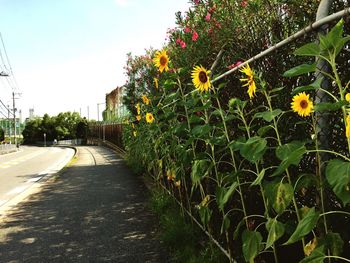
left=184, top=26, right=191, bottom=33
left=241, top=0, right=248, bottom=8
left=176, top=38, right=182, bottom=44
left=205, top=12, right=211, bottom=21
left=180, top=41, right=186, bottom=49
left=194, top=0, right=200, bottom=4
left=192, top=31, right=199, bottom=41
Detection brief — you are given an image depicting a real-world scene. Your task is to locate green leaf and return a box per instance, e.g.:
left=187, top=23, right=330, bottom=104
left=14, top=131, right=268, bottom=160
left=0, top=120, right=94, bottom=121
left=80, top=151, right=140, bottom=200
left=238, top=136, right=267, bottom=163
left=198, top=206, right=212, bottom=226
left=326, top=159, right=350, bottom=206
left=265, top=181, right=294, bottom=214
left=216, top=181, right=239, bottom=211
left=251, top=169, right=265, bottom=186
left=314, top=100, right=347, bottom=112
left=325, top=232, right=344, bottom=256
left=257, top=125, right=273, bottom=136
left=283, top=63, right=317, bottom=77
left=255, top=109, right=282, bottom=122
left=294, top=43, right=320, bottom=57
left=242, top=230, right=263, bottom=263
left=326, top=19, right=344, bottom=49
left=191, top=124, right=212, bottom=138
left=265, top=217, right=285, bottom=249
left=335, top=36, right=350, bottom=57
left=191, top=159, right=210, bottom=185
left=291, top=77, right=323, bottom=95
left=273, top=141, right=306, bottom=177
left=285, top=207, right=320, bottom=245
left=189, top=115, right=203, bottom=124
left=300, top=246, right=325, bottom=263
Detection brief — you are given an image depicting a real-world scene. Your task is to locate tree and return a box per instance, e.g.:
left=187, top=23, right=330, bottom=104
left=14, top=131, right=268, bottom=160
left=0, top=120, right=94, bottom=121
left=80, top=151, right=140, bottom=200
left=0, top=127, right=4, bottom=142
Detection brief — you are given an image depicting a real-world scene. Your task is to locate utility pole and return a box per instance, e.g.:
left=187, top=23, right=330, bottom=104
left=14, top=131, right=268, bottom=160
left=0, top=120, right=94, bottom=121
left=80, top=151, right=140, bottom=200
left=7, top=104, right=11, bottom=142
left=12, top=92, right=16, bottom=146
left=11, top=92, right=21, bottom=146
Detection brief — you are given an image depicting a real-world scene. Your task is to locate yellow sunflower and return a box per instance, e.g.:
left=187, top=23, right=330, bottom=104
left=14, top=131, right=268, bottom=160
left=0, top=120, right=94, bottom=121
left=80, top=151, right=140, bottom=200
left=346, top=93, right=350, bottom=102
left=291, top=92, right=314, bottom=117
left=136, top=115, right=141, bottom=121
left=346, top=125, right=350, bottom=138
left=154, top=78, right=159, bottom=89
left=135, top=103, right=141, bottom=115
left=133, top=131, right=137, bottom=137
left=142, top=95, right=150, bottom=105
left=191, top=65, right=211, bottom=92
left=153, top=50, right=169, bottom=73
left=175, top=180, right=181, bottom=188
left=239, top=64, right=256, bottom=99
left=146, top=112, right=155, bottom=123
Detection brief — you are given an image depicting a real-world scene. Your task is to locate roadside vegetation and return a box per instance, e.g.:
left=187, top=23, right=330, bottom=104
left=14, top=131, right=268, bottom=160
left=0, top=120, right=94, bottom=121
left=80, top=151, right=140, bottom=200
left=22, top=112, right=88, bottom=144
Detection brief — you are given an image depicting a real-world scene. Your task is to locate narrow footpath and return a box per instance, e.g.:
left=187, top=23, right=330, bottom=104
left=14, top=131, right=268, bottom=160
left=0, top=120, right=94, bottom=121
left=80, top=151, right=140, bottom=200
left=0, top=146, right=168, bottom=263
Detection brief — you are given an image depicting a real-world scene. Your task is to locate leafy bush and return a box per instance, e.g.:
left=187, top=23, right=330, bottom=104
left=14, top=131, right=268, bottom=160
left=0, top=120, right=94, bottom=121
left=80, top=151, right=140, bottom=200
left=121, top=1, right=350, bottom=262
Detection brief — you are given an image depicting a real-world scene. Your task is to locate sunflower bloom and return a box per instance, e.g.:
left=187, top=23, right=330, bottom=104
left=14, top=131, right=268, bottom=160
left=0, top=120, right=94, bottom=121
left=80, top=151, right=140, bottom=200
left=146, top=113, right=155, bottom=123
left=136, top=115, right=141, bottom=121
left=346, top=93, right=350, bottom=102
left=154, top=78, right=159, bottom=89
left=133, top=131, right=137, bottom=137
left=153, top=50, right=169, bottom=73
left=291, top=92, right=314, bottom=117
left=240, top=64, right=256, bottom=99
left=346, top=125, right=350, bottom=138
left=175, top=180, right=181, bottom=188
left=135, top=103, right=141, bottom=115
left=142, top=95, right=150, bottom=105
left=191, top=65, right=211, bottom=92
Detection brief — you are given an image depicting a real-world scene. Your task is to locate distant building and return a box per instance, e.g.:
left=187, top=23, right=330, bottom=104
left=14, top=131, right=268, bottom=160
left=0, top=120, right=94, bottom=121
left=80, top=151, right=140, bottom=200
left=29, top=108, right=34, bottom=119
left=103, top=86, right=128, bottom=122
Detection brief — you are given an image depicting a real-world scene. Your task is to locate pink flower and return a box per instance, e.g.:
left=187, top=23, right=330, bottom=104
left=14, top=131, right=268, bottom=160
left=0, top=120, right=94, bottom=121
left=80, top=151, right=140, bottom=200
left=192, top=31, right=198, bottom=41
left=184, top=26, right=191, bottom=33
left=176, top=38, right=182, bottom=44
left=241, top=0, right=248, bottom=8
left=194, top=0, right=200, bottom=4
left=180, top=41, right=186, bottom=49
left=227, top=61, right=243, bottom=69
left=205, top=13, right=211, bottom=21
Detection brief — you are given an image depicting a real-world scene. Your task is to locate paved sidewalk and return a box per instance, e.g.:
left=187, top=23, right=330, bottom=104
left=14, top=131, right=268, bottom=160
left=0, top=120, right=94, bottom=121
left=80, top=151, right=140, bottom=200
left=0, top=146, right=168, bottom=262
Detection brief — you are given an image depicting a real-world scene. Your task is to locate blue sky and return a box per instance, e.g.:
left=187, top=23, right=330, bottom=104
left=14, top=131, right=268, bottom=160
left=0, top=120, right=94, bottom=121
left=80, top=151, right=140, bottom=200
left=0, top=0, right=190, bottom=120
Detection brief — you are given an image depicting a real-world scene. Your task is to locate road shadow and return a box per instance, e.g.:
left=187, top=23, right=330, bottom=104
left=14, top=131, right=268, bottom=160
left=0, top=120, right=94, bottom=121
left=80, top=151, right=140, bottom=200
left=0, top=150, right=168, bottom=263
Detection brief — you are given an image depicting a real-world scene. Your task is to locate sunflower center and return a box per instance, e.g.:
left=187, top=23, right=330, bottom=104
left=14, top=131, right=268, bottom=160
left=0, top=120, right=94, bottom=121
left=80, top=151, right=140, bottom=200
left=160, top=56, right=167, bottom=66
left=300, top=100, right=308, bottom=109
left=199, top=71, right=208, bottom=83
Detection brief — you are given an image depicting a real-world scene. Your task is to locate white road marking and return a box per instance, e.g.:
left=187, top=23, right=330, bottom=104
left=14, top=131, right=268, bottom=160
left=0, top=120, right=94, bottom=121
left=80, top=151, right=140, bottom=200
left=0, top=200, right=8, bottom=206
left=6, top=186, right=28, bottom=195
left=27, top=177, right=43, bottom=183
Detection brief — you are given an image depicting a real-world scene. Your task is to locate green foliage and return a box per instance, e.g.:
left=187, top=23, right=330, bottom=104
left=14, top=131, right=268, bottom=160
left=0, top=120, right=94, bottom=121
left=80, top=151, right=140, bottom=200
left=242, top=230, right=263, bottom=263
left=285, top=207, right=320, bottom=245
left=120, top=2, right=350, bottom=262
left=326, top=159, right=350, bottom=206
left=0, top=127, right=4, bottom=141
left=22, top=112, right=86, bottom=144
left=149, top=189, right=228, bottom=263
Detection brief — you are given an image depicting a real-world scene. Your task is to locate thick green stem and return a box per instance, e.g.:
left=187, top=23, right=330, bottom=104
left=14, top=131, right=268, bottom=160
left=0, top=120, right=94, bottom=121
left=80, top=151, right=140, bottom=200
left=263, top=90, right=305, bottom=249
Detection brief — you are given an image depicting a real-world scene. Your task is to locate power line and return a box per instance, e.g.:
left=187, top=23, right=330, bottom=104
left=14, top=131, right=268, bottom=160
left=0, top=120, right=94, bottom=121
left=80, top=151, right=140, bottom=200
left=0, top=32, right=19, bottom=91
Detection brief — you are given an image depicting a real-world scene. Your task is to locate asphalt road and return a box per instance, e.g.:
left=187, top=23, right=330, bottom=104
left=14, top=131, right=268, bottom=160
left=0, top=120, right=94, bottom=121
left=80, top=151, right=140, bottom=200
left=0, top=146, right=168, bottom=262
left=0, top=146, right=75, bottom=209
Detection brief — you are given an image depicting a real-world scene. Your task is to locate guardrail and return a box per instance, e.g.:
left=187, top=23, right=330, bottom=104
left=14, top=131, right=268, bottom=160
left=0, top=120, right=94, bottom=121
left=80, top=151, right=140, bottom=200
left=0, top=144, right=17, bottom=155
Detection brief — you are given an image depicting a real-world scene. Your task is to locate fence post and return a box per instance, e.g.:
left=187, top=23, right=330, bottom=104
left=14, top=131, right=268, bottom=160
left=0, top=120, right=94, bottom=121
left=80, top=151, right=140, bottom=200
left=314, top=0, right=333, bottom=167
